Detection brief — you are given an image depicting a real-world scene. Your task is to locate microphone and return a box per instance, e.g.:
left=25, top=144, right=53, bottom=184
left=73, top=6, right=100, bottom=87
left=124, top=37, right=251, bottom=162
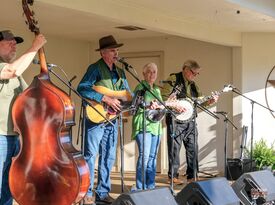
left=33, top=59, right=57, bottom=68
left=214, top=111, right=227, bottom=115
left=116, top=57, right=132, bottom=70
left=223, top=84, right=235, bottom=92
left=159, top=80, right=175, bottom=87
left=159, top=80, right=174, bottom=84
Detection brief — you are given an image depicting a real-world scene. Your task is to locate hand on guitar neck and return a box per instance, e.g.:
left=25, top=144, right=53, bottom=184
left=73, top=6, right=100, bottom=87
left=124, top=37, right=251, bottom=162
left=192, top=91, right=220, bottom=107
left=102, top=95, right=122, bottom=113
left=204, top=91, right=220, bottom=106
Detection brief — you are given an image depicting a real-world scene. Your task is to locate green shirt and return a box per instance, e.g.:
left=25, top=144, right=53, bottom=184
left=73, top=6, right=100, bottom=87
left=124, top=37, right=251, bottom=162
left=0, top=60, right=28, bottom=135
left=132, top=80, right=163, bottom=139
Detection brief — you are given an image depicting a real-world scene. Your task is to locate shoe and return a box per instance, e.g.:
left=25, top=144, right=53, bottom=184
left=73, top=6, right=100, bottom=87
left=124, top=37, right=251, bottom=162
left=187, top=178, right=195, bottom=183
left=167, top=177, right=183, bottom=185
left=96, top=194, right=114, bottom=204
left=83, top=196, right=96, bottom=205
left=187, top=178, right=200, bottom=183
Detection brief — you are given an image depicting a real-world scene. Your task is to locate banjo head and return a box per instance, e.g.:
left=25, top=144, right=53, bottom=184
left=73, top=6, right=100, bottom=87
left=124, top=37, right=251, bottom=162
left=175, top=98, right=194, bottom=123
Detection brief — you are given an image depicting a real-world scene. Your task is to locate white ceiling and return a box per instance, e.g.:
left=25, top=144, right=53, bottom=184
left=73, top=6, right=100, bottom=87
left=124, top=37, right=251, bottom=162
left=1, top=0, right=275, bottom=46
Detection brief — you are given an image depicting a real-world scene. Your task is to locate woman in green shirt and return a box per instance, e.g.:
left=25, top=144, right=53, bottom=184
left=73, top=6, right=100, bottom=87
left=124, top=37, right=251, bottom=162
left=132, top=62, right=163, bottom=190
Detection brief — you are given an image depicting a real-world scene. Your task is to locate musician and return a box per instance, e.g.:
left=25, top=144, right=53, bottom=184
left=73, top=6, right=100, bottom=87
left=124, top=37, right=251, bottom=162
left=161, top=60, right=218, bottom=184
left=77, top=35, right=131, bottom=205
left=132, top=62, right=163, bottom=190
left=0, top=30, right=46, bottom=205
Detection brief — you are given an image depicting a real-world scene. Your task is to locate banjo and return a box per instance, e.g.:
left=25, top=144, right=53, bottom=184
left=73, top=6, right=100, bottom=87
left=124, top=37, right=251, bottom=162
left=147, top=89, right=223, bottom=123
left=146, top=98, right=194, bottom=122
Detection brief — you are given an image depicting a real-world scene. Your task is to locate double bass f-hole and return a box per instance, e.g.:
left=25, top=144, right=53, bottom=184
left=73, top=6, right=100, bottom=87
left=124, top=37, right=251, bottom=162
left=9, top=1, right=90, bottom=204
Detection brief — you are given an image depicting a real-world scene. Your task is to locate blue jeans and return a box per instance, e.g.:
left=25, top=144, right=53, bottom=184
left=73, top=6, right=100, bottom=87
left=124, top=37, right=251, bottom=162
left=84, top=119, right=118, bottom=199
left=0, top=135, right=20, bottom=205
left=135, top=132, right=160, bottom=190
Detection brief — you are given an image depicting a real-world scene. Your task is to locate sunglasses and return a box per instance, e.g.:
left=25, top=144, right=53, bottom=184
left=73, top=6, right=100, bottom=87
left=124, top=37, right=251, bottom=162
left=189, top=69, right=200, bottom=76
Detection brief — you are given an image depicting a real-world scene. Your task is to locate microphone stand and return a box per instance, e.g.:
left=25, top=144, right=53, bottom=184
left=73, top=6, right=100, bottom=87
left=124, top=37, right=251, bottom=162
left=169, top=115, right=176, bottom=194
left=162, top=81, right=178, bottom=193
left=142, top=99, right=147, bottom=190
left=40, top=65, right=115, bottom=162
left=162, top=82, right=181, bottom=194
left=118, top=113, right=125, bottom=193
left=193, top=101, right=199, bottom=181
left=231, top=87, right=274, bottom=171
left=68, top=75, right=77, bottom=97
left=120, top=62, right=177, bottom=192
left=193, top=100, right=219, bottom=180
left=215, top=111, right=238, bottom=178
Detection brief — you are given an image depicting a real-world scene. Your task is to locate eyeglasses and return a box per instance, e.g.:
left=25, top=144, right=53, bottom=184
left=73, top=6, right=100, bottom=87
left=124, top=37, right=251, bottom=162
left=189, top=69, right=199, bottom=76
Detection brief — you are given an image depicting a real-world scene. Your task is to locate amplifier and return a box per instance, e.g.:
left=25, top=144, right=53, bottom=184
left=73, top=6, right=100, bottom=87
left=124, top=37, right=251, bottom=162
left=226, top=158, right=256, bottom=180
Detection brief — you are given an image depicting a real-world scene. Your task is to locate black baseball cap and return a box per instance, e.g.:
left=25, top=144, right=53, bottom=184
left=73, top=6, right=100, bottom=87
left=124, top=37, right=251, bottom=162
left=0, top=30, right=24, bottom=44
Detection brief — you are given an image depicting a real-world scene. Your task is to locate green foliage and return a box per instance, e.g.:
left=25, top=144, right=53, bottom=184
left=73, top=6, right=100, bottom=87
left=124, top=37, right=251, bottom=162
left=252, top=139, right=275, bottom=170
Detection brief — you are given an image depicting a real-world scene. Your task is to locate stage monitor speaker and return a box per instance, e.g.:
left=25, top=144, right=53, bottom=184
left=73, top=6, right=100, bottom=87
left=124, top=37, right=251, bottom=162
left=175, top=177, right=240, bottom=205
left=112, top=187, right=177, bottom=205
left=232, top=170, right=275, bottom=205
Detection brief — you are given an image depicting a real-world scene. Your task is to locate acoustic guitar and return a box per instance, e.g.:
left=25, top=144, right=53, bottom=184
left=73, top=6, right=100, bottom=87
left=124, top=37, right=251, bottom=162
left=86, top=85, right=132, bottom=123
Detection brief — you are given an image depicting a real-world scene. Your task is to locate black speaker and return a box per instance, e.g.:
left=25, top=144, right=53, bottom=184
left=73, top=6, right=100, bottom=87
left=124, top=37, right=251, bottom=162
left=112, top=187, right=177, bottom=205
left=227, top=158, right=256, bottom=180
left=232, top=170, right=275, bottom=205
left=175, top=177, right=240, bottom=205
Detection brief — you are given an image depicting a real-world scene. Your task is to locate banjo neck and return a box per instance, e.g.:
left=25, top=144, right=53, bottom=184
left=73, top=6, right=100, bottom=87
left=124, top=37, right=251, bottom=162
left=191, top=90, right=223, bottom=105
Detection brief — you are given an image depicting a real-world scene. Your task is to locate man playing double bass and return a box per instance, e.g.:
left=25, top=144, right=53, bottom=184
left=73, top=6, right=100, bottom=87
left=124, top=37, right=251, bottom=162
left=0, top=30, right=46, bottom=205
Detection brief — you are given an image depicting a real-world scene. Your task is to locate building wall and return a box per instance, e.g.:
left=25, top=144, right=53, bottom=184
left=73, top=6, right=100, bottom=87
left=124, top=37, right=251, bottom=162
left=240, top=33, right=275, bottom=148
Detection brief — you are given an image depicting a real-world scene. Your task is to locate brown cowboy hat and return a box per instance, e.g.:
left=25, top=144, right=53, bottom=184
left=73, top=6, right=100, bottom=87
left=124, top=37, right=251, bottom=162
left=95, top=35, right=123, bottom=51
left=0, top=30, right=24, bottom=44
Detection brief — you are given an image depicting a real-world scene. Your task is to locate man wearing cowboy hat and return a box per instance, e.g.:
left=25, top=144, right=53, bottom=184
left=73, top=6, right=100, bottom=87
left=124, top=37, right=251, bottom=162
left=0, top=30, right=46, bottom=205
left=77, top=35, right=131, bottom=205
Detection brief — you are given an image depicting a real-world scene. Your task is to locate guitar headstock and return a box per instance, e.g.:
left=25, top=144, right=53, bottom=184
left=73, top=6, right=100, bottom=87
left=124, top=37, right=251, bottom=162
left=22, top=0, right=40, bottom=34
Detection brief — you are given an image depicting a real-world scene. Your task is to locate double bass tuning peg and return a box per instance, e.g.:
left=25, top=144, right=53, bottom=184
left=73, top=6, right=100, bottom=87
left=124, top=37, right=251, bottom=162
left=27, top=0, right=34, bottom=5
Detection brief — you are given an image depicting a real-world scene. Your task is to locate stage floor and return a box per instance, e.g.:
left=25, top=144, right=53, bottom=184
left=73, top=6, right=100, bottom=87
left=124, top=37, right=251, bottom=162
left=108, top=171, right=221, bottom=198
left=12, top=171, right=223, bottom=204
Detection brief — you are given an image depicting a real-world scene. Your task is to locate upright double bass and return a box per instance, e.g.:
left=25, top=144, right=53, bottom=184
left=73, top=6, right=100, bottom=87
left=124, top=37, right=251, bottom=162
left=9, top=1, right=90, bottom=204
